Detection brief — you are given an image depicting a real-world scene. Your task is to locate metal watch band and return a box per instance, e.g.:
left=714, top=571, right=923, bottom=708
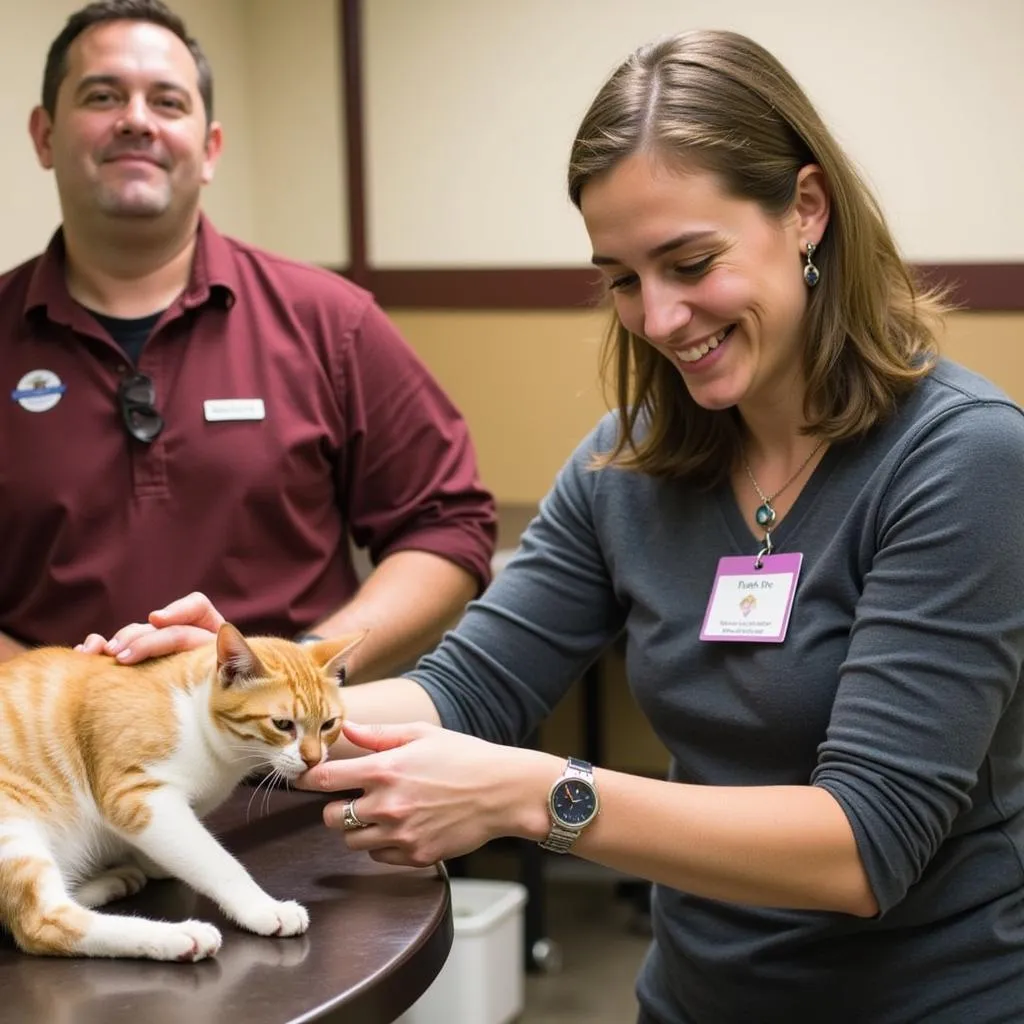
left=564, top=756, right=591, bottom=777
left=540, top=821, right=581, bottom=854
left=540, top=756, right=596, bottom=854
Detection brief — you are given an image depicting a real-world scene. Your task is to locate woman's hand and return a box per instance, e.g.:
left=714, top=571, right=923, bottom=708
left=75, top=591, right=225, bottom=663
left=299, top=720, right=559, bottom=867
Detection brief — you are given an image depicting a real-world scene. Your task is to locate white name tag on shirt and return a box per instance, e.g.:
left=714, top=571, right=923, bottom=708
left=203, top=399, right=266, bottom=422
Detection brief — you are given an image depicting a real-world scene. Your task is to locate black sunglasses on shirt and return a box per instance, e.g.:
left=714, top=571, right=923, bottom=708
left=117, top=372, right=164, bottom=444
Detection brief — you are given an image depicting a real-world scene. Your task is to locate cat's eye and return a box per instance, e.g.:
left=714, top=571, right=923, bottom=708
left=271, top=718, right=295, bottom=733
left=320, top=719, right=337, bottom=732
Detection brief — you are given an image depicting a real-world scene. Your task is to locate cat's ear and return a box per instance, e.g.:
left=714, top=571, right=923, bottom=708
left=216, top=623, right=267, bottom=687
left=304, top=631, right=367, bottom=686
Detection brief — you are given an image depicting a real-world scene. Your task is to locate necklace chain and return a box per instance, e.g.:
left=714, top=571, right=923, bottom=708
left=743, top=439, right=826, bottom=537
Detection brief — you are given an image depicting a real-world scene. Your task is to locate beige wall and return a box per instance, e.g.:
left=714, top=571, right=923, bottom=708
left=390, top=308, right=609, bottom=504
left=391, top=308, right=1024, bottom=505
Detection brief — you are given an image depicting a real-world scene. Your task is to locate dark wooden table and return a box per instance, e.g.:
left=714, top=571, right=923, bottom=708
left=0, top=788, right=452, bottom=1024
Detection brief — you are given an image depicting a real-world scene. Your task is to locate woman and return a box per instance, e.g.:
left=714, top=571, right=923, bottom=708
left=89, top=30, right=1024, bottom=1024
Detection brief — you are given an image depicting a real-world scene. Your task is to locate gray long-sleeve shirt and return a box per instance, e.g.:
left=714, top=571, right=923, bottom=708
left=409, top=359, right=1024, bottom=1023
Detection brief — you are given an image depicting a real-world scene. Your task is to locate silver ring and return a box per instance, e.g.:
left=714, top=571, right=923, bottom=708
left=342, top=799, right=369, bottom=831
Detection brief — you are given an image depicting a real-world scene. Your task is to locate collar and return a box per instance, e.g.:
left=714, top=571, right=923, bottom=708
left=180, top=213, right=240, bottom=311
left=23, top=213, right=239, bottom=326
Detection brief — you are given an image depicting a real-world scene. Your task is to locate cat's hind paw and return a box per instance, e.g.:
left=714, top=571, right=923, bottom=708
left=233, top=898, right=310, bottom=937
left=76, top=864, right=149, bottom=908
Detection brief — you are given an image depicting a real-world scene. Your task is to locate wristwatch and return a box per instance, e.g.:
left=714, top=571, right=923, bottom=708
left=539, top=756, right=599, bottom=853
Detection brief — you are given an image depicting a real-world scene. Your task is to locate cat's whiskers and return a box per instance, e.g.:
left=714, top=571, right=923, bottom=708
left=261, top=769, right=284, bottom=818
left=223, top=748, right=274, bottom=767
left=244, top=763, right=280, bottom=823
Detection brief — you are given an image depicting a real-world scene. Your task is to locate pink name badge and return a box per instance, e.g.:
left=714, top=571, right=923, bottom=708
left=700, top=552, right=803, bottom=643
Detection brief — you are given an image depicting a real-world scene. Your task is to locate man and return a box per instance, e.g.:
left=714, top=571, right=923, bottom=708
left=0, top=0, right=496, bottom=680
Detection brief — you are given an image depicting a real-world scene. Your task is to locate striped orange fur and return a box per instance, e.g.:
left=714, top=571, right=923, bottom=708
left=0, top=624, right=362, bottom=961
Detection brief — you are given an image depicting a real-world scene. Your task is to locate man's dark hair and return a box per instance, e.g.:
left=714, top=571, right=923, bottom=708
left=41, top=0, right=213, bottom=122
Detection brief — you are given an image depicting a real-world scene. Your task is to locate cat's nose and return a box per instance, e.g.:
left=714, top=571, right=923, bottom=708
left=301, top=749, right=321, bottom=769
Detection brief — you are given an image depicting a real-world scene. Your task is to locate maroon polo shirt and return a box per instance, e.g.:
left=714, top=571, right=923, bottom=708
left=0, top=218, right=496, bottom=646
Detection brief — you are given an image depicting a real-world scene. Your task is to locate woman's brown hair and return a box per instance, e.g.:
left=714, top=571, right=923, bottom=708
left=568, top=30, right=947, bottom=484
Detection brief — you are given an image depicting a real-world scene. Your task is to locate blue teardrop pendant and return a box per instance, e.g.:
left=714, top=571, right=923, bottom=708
left=755, top=502, right=776, bottom=528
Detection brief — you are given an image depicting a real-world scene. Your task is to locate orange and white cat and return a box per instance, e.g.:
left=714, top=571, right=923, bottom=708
left=0, top=623, right=362, bottom=962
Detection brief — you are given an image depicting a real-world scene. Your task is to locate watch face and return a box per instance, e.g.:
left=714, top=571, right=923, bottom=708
left=550, top=778, right=598, bottom=827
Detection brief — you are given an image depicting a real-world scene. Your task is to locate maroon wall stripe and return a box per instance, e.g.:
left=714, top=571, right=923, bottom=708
left=321, top=264, right=1024, bottom=312
left=338, top=2, right=1022, bottom=312
left=913, top=264, right=1024, bottom=314
left=361, top=268, right=606, bottom=310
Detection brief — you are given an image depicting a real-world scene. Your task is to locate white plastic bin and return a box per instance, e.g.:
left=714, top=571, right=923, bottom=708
left=396, top=878, right=528, bottom=1024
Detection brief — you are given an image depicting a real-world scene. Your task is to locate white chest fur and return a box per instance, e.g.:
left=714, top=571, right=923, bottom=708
left=151, top=685, right=246, bottom=816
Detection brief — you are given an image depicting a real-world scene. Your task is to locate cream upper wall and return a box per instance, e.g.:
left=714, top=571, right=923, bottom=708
left=5, top=2, right=1019, bottom=273
left=0, top=0, right=347, bottom=269
left=245, top=0, right=347, bottom=265
left=364, top=0, right=1024, bottom=267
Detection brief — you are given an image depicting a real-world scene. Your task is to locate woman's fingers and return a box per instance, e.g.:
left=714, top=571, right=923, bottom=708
left=312, top=730, right=543, bottom=867
left=342, top=720, right=433, bottom=752
left=369, top=847, right=423, bottom=868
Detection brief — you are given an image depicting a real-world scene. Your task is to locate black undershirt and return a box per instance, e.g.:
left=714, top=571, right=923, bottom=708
left=88, top=309, right=164, bottom=366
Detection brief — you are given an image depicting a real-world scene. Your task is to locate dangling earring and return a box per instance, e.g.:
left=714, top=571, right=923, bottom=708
left=803, top=242, right=820, bottom=288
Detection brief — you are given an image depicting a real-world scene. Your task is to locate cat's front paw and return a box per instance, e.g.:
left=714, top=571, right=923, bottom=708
left=166, top=920, right=223, bottom=962
left=232, top=898, right=309, bottom=937
left=117, top=919, right=222, bottom=962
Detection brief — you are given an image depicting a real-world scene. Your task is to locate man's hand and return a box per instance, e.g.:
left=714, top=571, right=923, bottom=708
left=76, top=591, right=225, bottom=663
